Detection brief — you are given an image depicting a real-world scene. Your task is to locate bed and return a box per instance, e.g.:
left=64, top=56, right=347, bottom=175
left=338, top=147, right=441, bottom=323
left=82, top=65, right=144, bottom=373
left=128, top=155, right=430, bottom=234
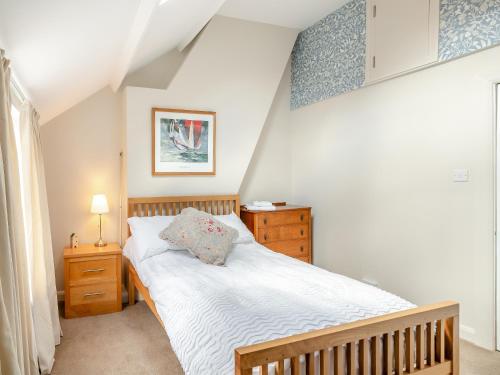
left=126, top=194, right=459, bottom=375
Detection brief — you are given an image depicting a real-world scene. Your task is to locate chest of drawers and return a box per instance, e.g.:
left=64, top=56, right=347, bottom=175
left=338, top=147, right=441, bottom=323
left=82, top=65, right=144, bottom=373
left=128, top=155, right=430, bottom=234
left=241, top=205, right=312, bottom=263
left=64, top=243, right=122, bottom=318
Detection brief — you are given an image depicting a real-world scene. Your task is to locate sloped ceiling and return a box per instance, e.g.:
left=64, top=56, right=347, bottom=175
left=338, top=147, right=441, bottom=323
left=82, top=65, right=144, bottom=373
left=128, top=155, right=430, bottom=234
left=218, top=0, right=350, bottom=29
left=128, top=0, right=227, bottom=73
left=0, top=0, right=348, bottom=124
left=0, top=0, right=140, bottom=123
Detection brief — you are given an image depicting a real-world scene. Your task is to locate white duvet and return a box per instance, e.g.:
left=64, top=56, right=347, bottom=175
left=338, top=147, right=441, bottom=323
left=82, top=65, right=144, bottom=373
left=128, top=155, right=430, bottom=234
left=129, top=241, right=414, bottom=375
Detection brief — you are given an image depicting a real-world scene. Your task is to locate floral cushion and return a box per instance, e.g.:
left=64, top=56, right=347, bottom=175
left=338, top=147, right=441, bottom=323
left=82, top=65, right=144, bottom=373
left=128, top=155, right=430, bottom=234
left=159, top=207, right=238, bottom=265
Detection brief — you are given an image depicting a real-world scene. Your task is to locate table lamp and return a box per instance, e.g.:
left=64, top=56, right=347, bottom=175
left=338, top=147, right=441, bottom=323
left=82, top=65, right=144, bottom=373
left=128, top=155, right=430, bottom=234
left=91, top=194, right=109, bottom=247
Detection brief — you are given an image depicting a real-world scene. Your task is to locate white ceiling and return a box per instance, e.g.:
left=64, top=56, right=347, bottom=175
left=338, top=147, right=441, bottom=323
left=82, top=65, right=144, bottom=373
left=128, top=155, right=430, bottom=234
left=129, top=0, right=227, bottom=73
left=218, top=0, right=350, bottom=29
left=0, top=0, right=140, bottom=123
left=0, top=0, right=348, bottom=123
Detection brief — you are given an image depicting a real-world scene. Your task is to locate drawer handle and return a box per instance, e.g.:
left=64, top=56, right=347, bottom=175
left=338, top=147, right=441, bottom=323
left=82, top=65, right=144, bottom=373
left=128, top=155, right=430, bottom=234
left=300, top=214, right=304, bottom=221
left=300, top=229, right=304, bottom=236
left=264, top=234, right=268, bottom=241
left=300, top=246, right=304, bottom=252
left=83, top=268, right=105, bottom=273
left=263, top=218, right=267, bottom=225
left=83, top=292, right=104, bottom=298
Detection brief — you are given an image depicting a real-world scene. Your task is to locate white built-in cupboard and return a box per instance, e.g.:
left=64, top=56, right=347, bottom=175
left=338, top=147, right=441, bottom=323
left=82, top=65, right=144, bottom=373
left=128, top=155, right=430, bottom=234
left=365, top=0, right=440, bottom=83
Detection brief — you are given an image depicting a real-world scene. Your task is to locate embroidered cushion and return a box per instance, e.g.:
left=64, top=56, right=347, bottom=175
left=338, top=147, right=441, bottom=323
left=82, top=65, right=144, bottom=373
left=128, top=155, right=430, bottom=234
left=215, top=213, right=255, bottom=244
left=159, top=208, right=238, bottom=265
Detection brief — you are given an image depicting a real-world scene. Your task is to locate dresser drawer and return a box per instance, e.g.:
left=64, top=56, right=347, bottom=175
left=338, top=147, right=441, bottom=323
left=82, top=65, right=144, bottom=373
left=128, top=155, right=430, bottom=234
left=265, top=239, right=309, bottom=258
left=257, top=210, right=309, bottom=228
left=68, top=257, right=117, bottom=286
left=258, top=224, right=309, bottom=243
left=69, top=282, right=118, bottom=307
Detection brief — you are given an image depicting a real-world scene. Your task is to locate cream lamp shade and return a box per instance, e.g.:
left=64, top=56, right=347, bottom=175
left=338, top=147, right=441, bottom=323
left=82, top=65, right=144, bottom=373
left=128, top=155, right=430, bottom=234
left=90, top=194, right=109, bottom=214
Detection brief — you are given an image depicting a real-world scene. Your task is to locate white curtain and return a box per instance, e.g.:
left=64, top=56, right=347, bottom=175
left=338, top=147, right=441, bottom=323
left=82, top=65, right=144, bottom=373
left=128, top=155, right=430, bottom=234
left=0, top=50, right=38, bottom=375
left=19, top=103, right=61, bottom=374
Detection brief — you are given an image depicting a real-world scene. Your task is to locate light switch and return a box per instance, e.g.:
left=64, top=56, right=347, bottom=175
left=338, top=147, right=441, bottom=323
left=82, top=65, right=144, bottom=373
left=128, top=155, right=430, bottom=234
left=453, top=169, right=469, bottom=182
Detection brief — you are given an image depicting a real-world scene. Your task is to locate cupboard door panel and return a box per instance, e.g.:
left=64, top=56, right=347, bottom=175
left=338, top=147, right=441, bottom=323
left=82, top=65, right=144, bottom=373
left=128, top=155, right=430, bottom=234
left=366, top=0, right=438, bottom=83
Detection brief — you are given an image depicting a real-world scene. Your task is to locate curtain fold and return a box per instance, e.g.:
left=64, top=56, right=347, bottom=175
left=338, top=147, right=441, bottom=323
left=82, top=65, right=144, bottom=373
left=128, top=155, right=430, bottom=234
left=20, top=103, right=62, bottom=374
left=0, top=49, right=38, bottom=375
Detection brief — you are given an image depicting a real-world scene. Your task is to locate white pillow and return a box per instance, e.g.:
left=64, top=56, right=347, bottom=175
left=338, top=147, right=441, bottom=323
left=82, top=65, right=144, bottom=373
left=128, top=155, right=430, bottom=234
left=215, top=212, right=255, bottom=244
left=127, top=216, right=184, bottom=262
left=122, top=236, right=145, bottom=267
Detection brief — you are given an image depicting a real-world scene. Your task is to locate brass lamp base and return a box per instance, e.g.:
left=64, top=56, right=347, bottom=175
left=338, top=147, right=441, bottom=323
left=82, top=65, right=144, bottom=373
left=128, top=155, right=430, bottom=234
left=94, top=213, right=107, bottom=247
left=95, top=239, right=107, bottom=247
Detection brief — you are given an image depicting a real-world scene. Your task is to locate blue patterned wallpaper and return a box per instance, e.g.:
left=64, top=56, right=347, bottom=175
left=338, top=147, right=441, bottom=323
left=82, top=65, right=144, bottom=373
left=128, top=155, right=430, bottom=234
left=291, top=0, right=500, bottom=109
left=290, top=0, right=366, bottom=110
left=439, top=0, right=500, bottom=61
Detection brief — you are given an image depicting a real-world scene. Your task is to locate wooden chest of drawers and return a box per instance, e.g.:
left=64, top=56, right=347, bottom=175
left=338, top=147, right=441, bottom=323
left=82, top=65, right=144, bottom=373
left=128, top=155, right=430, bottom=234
left=241, top=205, right=312, bottom=263
left=64, top=243, right=122, bottom=318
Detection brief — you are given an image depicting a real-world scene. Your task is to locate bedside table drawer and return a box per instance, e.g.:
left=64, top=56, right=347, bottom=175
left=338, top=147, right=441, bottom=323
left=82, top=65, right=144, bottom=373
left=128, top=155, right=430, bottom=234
left=69, top=282, right=117, bottom=306
left=68, top=257, right=117, bottom=286
left=257, top=210, right=309, bottom=228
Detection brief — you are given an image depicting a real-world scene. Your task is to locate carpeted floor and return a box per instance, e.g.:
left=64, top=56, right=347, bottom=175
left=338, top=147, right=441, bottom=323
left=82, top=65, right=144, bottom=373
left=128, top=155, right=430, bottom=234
left=52, top=302, right=500, bottom=375
left=52, top=302, right=183, bottom=375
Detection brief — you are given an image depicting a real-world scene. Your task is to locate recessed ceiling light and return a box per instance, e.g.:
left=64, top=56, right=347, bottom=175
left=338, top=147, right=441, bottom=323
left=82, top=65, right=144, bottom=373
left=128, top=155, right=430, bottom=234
left=158, top=0, right=170, bottom=5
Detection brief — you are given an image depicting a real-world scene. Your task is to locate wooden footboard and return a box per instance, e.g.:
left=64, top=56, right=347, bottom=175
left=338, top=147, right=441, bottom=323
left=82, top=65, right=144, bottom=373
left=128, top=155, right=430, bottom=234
left=235, top=301, right=459, bottom=375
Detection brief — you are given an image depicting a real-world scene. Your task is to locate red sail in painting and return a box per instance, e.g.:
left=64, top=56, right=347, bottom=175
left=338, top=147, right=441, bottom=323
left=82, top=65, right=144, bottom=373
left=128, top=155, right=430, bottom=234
left=169, top=119, right=204, bottom=151
left=183, top=120, right=203, bottom=149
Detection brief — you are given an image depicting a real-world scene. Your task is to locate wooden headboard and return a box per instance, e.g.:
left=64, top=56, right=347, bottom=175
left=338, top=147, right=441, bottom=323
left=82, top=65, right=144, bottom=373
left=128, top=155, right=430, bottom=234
left=127, top=194, right=240, bottom=218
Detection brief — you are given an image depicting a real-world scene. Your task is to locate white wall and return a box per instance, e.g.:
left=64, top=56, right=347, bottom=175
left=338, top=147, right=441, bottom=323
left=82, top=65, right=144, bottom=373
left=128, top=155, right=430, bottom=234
left=125, top=16, right=298, bottom=197
left=239, top=62, right=293, bottom=204
left=290, top=45, right=500, bottom=350
left=41, top=87, right=122, bottom=290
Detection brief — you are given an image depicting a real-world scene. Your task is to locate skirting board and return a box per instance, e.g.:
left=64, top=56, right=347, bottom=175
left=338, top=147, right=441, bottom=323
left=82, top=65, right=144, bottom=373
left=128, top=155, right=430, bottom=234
left=460, top=323, right=477, bottom=342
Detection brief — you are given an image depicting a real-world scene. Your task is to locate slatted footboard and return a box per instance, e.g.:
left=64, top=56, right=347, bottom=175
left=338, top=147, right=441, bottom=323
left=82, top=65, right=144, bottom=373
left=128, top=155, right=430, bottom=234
left=235, top=301, right=459, bottom=375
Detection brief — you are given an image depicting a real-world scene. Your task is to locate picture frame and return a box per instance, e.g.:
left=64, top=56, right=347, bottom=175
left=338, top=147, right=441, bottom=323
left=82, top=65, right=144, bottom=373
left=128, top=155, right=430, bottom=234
left=152, top=108, right=216, bottom=176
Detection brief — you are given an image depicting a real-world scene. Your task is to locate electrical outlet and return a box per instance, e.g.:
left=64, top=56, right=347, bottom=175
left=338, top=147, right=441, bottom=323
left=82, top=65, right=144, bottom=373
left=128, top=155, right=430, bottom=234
left=453, top=169, right=469, bottom=182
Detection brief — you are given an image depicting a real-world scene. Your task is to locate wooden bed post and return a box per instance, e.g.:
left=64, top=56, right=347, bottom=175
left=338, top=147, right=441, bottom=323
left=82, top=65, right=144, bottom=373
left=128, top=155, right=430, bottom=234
left=128, top=265, right=135, bottom=305
left=445, top=315, right=460, bottom=374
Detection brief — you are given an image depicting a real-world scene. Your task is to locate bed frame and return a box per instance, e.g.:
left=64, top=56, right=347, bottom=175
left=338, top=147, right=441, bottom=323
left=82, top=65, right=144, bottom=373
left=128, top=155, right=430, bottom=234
left=127, top=194, right=459, bottom=375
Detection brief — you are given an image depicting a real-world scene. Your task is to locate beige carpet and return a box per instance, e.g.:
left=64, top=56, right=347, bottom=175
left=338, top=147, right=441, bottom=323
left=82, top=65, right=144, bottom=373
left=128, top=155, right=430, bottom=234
left=53, top=302, right=500, bottom=374
left=52, top=302, right=183, bottom=375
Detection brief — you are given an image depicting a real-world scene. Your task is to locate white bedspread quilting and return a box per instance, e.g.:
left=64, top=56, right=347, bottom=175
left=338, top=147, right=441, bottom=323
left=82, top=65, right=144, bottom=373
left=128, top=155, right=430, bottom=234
left=137, top=243, right=414, bottom=375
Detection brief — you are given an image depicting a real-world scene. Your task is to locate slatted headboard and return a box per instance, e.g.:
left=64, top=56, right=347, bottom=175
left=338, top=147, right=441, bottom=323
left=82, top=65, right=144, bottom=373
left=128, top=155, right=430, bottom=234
left=127, top=194, right=240, bottom=218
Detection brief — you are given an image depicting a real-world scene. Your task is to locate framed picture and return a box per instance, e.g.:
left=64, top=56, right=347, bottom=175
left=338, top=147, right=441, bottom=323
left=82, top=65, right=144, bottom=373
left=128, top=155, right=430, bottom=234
left=152, top=108, right=216, bottom=175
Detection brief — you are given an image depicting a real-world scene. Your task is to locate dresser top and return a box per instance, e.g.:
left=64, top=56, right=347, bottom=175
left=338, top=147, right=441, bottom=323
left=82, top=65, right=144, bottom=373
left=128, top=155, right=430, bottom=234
left=241, top=204, right=311, bottom=214
left=64, top=243, right=122, bottom=258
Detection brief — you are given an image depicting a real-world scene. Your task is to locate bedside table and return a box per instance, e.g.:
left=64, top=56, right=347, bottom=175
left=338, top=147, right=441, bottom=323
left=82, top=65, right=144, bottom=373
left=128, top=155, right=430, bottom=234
left=241, top=205, right=312, bottom=263
left=64, top=243, right=122, bottom=318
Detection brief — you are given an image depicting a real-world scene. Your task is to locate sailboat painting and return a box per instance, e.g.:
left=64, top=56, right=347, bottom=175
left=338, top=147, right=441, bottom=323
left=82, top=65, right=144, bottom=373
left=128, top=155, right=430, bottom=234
left=152, top=108, right=216, bottom=175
